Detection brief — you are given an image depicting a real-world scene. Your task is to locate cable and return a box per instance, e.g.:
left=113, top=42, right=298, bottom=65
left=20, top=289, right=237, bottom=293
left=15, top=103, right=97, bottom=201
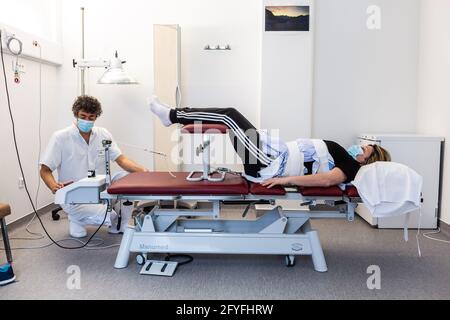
left=5, top=34, right=23, bottom=85
left=214, top=167, right=242, bottom=176
left=76, top=61, right=80, bottom=96
left=35, top=41, right=43, bottom=209
left=1, top=236, right=120, bottom=251
left=423, top=228, right=450, bottom=244
left=416, top=209, right=422, bottom=257
left=0, top=30, right=109, bottom=250
left=6, top=35, right=23, bottom=56
left=176, top=85, right=182, bottom=108
left=164, top=254, right=194, bottom=266
left=84, top=243, right=121, bottom=251
left=18, top=41, right=46, bottom=242
left=117, top=141, right=177, bottom=178
left=1, top=214, right=119, bottom=251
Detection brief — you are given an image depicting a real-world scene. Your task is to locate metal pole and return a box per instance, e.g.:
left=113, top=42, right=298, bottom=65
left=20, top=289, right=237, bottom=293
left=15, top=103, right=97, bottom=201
left=103, top=140, right=112, bottom=186
left=80, top=7, right=86, bottom=95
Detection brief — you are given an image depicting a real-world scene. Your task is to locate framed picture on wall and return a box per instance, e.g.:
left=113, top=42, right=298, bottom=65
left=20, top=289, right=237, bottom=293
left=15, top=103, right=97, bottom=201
left=265, top=6, right=310, bottom=31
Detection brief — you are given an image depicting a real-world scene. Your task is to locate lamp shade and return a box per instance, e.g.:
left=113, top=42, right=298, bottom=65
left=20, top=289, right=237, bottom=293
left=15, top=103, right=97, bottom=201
left=97, top=55, right=138, bottom=85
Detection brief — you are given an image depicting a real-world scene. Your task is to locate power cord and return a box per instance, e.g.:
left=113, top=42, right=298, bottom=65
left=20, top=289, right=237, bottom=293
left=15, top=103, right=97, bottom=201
left=5, top=33, right=23, bottom=84
left=6, top=36, right=23, bottom=55
left=0, top=30, right=109, bottom=250
left=423, top=228, right=450, bottom=245
left=416, top=209, right=422, bottom=257
left=215, top=167, right=242, bottom=176
left=1, top=236, right=120, bottom=251
left=17, top=40, right=46, bottom=242
left=164, top=254, right=194, bottom=266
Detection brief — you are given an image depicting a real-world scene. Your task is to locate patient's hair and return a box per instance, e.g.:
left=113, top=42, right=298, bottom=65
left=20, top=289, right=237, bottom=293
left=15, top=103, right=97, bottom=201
left=72, top=95, right=103, bottom=117
left=366, top=145, right=391, bottom=165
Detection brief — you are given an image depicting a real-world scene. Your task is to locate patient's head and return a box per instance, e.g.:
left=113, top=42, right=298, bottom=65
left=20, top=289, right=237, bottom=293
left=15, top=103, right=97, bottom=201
left=357, top=145, right=391, bottom=165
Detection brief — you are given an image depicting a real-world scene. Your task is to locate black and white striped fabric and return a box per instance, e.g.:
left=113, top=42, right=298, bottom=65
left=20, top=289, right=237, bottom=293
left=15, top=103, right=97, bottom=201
left=171, top=107, right=274, bottom=177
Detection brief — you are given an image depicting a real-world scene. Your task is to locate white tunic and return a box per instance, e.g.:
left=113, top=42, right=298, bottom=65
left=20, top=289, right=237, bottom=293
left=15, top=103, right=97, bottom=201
left=40, top=125, right=123, bottom=225
left=40, top=124, right=122, bottom=183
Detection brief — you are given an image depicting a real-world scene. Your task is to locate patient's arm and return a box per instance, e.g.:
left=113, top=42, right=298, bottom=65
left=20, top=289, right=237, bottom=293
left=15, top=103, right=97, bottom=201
left=261, top=168, right=347, bottom=189
left=115, top=155, right=147, bottom=173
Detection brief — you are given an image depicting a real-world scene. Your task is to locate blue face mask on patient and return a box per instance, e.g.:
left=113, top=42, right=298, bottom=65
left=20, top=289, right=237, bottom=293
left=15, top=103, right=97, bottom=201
left=347, top=145, right=364, bottom=160
left=77, top=118, right=95, bottom=133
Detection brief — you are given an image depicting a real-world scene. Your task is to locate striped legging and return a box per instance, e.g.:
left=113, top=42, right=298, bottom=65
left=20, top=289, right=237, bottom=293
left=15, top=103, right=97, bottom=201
left=170, top=107, right=274, bottom=177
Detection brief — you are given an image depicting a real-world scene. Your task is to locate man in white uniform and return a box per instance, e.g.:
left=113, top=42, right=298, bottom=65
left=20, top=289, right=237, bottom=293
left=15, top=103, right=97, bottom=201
left=40, top=96, right=147, bottom=238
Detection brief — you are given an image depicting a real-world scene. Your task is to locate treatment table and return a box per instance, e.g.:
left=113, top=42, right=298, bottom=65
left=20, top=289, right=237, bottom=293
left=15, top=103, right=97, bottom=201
left=56, top=171, right=361, bottom=272
left=55, top=124, right=362, bottom=273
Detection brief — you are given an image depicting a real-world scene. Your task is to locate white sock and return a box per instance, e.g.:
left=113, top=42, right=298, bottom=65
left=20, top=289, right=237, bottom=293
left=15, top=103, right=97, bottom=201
left=148, top=95, right=172, bottom=127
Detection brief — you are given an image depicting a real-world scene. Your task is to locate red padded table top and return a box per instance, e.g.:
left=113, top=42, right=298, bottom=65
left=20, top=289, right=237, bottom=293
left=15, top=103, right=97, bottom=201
left=108, top=172, right=249, bottom=195
left=298, top=186, right=344, bottom=197
left=345, top=186, right=360, bottom=198
left=181, top=124, right=229, bottom=134
left=107, top=172, right=358, bottom=198
left=249, top=182, right=286, bottom=196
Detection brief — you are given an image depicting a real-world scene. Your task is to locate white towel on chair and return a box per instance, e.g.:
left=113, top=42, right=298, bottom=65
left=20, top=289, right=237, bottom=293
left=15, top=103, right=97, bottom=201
left=353, top=162, right=423, bottom=218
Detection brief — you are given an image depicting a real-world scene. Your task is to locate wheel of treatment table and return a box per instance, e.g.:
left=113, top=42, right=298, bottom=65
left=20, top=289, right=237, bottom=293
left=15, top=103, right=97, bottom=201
left=136, top=254, right=146, bottom=266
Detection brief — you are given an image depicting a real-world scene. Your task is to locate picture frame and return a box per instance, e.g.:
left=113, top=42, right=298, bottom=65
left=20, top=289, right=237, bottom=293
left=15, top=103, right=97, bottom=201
left=265, top=6, right=310, bottom=32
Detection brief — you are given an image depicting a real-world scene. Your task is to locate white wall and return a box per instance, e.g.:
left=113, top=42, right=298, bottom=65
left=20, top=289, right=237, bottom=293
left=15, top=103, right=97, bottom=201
left=0, top=0, right=60, bottom=42
left=2, top=0, right=430, bottom=224
left=0, top=0, right=61, bottom=223
left=417, top=0, right=450, bottom=225
left=312, top=0, right=420, bottom=146
left=59, top=0, right=262, bottom=173
left=261, top=0, right=314, bottom=141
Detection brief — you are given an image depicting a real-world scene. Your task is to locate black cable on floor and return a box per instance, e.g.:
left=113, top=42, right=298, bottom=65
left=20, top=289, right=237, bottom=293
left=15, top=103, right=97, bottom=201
left=165, top=254, right=194, bottom=266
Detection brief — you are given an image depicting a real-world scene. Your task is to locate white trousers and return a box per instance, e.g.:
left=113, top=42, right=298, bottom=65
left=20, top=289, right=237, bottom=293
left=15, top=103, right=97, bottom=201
left=61, top=171, right=130, bottom=226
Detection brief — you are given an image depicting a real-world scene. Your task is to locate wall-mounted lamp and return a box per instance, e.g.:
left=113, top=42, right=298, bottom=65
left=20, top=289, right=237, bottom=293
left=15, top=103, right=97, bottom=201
left=73, top=50, right=138, bottom=85
left=72, top=7, right=138, bottom=95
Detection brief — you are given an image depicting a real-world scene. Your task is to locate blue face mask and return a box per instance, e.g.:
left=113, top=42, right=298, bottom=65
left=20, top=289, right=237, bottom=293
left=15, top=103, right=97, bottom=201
left=347, top=145, right=364, bottom=160
left=77, top=119, right=95, bottom=133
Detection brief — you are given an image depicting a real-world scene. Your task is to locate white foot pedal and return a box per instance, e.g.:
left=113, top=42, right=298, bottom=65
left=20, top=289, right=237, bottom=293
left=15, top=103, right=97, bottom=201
left=140, top=260, right=178, bottom=277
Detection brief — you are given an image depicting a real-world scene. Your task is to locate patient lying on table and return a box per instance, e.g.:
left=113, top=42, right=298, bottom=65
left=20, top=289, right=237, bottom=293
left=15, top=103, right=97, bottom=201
left=149, top=96, right=391, bottom=188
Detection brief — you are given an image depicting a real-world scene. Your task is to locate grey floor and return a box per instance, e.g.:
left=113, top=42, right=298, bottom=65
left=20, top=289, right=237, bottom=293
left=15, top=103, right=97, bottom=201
left=1, top=206, right=449, bottom=300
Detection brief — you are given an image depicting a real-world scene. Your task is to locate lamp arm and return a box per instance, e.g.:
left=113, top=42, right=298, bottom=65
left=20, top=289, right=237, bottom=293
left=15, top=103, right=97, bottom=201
left=74, top=58, right=111, bottom=69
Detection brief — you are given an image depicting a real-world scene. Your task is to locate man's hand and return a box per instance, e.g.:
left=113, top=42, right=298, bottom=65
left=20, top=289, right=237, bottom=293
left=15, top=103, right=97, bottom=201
left=261, top=177, right=290, bottom=189
left=50, top=182, right=65, bottom=194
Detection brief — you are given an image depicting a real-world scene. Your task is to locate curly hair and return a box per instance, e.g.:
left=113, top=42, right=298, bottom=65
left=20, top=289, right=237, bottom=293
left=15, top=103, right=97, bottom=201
left=72, top=95, right=103, bottom=118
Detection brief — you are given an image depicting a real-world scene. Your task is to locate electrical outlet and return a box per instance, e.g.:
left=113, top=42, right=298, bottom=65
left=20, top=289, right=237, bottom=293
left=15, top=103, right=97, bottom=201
left=18, top=177, right=25, bottom=189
